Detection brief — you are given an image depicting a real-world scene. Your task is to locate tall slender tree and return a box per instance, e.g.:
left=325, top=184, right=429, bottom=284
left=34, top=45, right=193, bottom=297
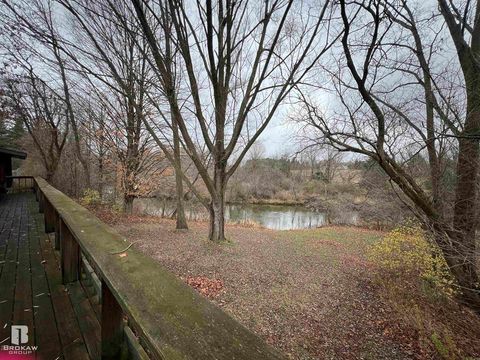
left=131, top=0, right=335, bottom=241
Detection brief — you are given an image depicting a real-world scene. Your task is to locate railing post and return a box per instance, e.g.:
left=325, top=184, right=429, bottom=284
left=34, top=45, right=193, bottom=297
left=54, top=212, right=61, bottom=250
left=34, top=182, right=39, bottom=201
left=101, top=281, right=124, bottom=359
left=60, top=220, right=80, bottom=283
left=44, top=200, right=55, bottom=233
left=38, top=192, right=45, bottom=213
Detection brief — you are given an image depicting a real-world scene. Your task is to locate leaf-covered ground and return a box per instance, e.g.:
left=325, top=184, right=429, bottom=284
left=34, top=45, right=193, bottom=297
left=104, top=213, right=480, bottom=359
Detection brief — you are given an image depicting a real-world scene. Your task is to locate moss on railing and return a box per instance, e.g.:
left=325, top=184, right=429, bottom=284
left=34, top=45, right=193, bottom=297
left=34, top=177, right=284, bottom=360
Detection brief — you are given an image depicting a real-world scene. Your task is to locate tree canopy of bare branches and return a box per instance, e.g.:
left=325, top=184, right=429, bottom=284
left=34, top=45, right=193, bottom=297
left=296, top=0, right=480, bottom=314
left=130, top=0, right=335, bottom=241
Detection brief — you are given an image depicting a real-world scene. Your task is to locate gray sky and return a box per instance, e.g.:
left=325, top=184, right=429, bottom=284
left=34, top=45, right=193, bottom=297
left=259, top=117, right=292, bottom=157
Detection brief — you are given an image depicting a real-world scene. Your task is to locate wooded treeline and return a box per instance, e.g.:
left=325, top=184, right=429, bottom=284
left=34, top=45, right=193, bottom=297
left=0, top=0, right=479, bottom=314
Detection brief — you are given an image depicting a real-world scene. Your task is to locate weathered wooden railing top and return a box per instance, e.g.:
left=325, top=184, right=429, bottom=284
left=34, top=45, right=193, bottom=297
left=34, top=177, right=283, bottom=360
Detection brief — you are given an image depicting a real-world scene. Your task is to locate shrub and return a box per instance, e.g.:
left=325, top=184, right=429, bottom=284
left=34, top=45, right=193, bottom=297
left=430, top=331, right=458, bottom=360
left=111, top=202, right=123, bottom=213
left=80, top=188, right=101, bottom=206
left=369, top=221, right=456, bottom=296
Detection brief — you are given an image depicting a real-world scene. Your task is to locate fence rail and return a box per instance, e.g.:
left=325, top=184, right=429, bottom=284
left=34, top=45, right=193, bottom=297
left=32, top=177, right=283, bottom=360
left=6, top=175, right=34, bottom=192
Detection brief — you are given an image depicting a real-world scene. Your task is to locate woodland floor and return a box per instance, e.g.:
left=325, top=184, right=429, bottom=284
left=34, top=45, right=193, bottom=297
left=93, top=209, right=480, bottom=360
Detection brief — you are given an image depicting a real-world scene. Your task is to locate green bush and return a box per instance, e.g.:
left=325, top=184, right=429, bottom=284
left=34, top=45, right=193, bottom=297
left=111, top=203, right=123, bottom=213
left=80, top=189, right=101, bottom=206
left=430, top=332, right=458, bottom=360
left=368, top=221, right=456, bottom=296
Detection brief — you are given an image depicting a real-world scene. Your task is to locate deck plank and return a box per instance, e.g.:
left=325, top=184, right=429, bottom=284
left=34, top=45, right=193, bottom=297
left=29, top=210, right=63, bottom=360
left=36, top=224, right=91, bottom=360
left=68, top=282, right=102, bottom=360
left=0, top=195, right=21, bottom=345
left=0, top=193, right=98, bottom=360
left=12, top=194, right=35, bottom=352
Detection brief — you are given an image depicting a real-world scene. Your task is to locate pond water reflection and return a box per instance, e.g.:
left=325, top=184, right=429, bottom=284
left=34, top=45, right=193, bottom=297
left=134, top=198, right=359, bottom=230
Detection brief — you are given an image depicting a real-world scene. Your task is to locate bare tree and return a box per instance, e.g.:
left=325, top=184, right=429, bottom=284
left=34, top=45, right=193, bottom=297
left=131, top=0, right=335, bottom=241
left=83, top=104, right=109, bottom=197
left=36, top=0, right=157, bottom=213
left=53, top=0, right=189, bottom=224
left=1, top=0, right=93, bottom=187
left=3, top=72, right=69, bottom=181
left=298, top=0, right=480, bottom=313
left=320, top=148, right=342, bottom=184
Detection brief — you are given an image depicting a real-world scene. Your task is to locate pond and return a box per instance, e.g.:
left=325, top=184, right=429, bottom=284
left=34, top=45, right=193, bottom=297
left=133, top=198, right=360, bottom=230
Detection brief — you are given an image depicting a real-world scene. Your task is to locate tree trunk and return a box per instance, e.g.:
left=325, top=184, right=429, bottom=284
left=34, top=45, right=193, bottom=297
left=433, top=226, right=480, bottom=314
left=78, top=153, right=91, bottom=189
left=209, top=195, right=225, bottom=242
left=45, top=171, right=54, bottom=183
left=443, top=232, right=480, bottom=314
left=424, top=72, right=444, bottom=217
left=98, top=155, right=104, bottom=200
left=173, top=118, right=188, bottom=230
left=450, top=130, right=480, bottom=312
left=123, top=165, right=136, bottom=215
left=208, top=162, right=226, bottom=242
left=175, top=170, right=188, bottom=229
left=123, top=194, right=134, bottom=214
left=44, top=158, right=59, bottom=183
left=449, top=73, right=480, bottom=313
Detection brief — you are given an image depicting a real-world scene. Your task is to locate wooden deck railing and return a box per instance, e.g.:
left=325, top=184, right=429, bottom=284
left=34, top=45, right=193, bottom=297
left=32, top=177, right=284, bottom=360
left=6, top=176, right=35, bottom=192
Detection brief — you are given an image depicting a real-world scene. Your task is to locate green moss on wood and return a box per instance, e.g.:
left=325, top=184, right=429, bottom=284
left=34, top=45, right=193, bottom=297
left=34, top=177, right=284, bottom=360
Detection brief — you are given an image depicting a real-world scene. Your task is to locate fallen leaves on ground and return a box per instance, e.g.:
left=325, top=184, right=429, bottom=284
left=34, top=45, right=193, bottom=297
left=183, top=276, right=224, bottom=298
left=106, top=216, right=480, bottom=360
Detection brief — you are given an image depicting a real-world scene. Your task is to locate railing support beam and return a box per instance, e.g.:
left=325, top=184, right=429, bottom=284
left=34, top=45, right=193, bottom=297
left=38, top=192, right=45, bottom=213
left=101, top=281, right=125, bottom=359
left=60, top=220, right=80, bottom=283
left=44, top=200, right=55, bottom=233
left=54, top=212, right=61, bottom=250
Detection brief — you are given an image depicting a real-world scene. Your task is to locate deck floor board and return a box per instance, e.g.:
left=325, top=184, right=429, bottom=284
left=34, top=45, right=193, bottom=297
left=0, top=193, right=99, bottom=360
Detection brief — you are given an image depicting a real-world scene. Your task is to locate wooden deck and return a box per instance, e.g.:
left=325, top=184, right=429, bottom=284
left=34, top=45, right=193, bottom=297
left=0, top=178, right=283, bottom=360
left=0, top=192, right=100, bottom=360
